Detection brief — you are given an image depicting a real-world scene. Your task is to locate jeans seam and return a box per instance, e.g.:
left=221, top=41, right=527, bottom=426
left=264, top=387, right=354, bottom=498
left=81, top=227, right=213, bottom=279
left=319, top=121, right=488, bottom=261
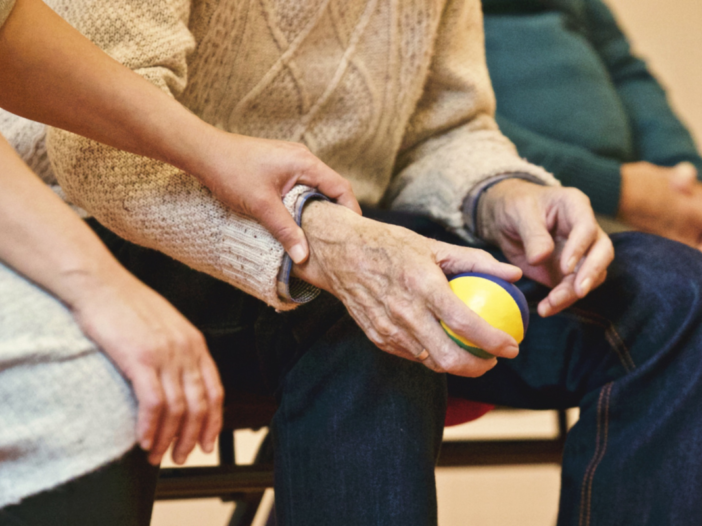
left=567, top=308, right=637, bottom=372
left=579, top=382, right=613, bottom=526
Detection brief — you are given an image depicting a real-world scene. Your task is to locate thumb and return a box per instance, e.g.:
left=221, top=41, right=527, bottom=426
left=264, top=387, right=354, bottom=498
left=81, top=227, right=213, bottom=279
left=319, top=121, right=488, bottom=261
left=256, top=200, right=310, bottom=264
left=515, top=203, right=555, bottom=265
left=670, top=162, right=697, bottom=194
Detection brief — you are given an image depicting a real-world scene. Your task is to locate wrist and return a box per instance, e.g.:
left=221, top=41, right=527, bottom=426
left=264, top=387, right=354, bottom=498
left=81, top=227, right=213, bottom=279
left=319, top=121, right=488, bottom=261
left=291, top=200, right=363, bottom=288
left=477, top=178, right=536, bottom=242
left=52, top=255, right=132, bottom=311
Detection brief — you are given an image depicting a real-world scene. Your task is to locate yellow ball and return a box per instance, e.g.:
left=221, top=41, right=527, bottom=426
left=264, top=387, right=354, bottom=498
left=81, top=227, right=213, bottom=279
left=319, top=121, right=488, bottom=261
left=441, top=272, right=529, bottom=359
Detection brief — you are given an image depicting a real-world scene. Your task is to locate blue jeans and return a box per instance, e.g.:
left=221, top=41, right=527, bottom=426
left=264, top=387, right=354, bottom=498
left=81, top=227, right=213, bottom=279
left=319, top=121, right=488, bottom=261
left=90, top=217, right=702, bottom=526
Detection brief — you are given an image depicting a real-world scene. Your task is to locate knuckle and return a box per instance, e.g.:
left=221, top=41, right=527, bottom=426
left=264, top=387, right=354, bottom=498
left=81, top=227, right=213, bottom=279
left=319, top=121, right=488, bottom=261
left=169, top=400, right=186, bottom=419
left=144, top=392, right=165, bottom=413
left=435, top=353, right=459, bottom=373
left=210, top=386, right=225, bottom=406
left=374, top=316, right=397, bottom=339
left=191, top=399, right=208, bottom=419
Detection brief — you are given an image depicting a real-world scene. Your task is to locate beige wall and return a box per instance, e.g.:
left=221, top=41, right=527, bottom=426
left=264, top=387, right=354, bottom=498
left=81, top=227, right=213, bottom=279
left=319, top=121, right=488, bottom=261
left=607, top=0, right=702, bottom=147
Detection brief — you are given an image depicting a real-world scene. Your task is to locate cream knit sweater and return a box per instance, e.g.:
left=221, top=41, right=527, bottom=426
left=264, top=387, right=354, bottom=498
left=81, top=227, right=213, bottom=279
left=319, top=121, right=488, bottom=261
left=1, top=0, right=558, bottom=310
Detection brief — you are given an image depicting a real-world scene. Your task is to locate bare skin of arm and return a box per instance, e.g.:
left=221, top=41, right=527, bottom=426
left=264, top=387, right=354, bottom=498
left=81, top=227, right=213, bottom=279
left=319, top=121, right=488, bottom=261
left=292, top=182, right=614, bottom=375
left=0, top=0, right=359, bottom=263
left=619, top=161, right=702, bottom=249
left=0, top=137, right=223, bottom=465
left=0, top=0, right=356, bottom=465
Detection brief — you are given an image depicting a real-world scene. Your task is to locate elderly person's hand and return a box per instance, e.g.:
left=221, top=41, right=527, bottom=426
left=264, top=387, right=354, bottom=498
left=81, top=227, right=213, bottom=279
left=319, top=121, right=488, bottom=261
left=292, top=201, right=523, bottom=377
left=619, top=161, right=702, bottom=249
left=478, top=179, right=615, bottom=317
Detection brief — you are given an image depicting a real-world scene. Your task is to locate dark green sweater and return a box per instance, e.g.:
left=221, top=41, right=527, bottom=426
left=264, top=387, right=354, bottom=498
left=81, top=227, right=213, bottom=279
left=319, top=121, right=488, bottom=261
left=482, top=0, right=702, bottom=216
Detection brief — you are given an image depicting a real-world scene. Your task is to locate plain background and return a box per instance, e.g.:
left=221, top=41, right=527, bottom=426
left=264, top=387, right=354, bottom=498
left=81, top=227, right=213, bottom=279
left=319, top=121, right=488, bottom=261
left=151, top=0, right=702, bottom=524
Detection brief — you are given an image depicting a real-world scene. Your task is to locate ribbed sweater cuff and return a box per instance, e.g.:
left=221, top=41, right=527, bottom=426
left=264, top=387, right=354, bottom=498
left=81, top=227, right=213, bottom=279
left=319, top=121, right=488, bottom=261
left=560, top=156, right=622, bottom=217
left=218, top=185, right=321, bottom=312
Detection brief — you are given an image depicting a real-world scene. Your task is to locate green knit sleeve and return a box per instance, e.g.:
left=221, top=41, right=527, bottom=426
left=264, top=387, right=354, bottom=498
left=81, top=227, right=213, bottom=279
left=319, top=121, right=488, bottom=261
left=583, top=0, right=702, bottom=176
left=0, top=0, right=16, bottom=28
left=495, top=114, right=623, bottom=217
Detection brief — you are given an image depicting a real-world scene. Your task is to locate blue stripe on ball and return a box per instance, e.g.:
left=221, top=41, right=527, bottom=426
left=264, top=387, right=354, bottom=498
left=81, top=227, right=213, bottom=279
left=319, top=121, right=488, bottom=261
left=449, top=272, right=529, bottom=333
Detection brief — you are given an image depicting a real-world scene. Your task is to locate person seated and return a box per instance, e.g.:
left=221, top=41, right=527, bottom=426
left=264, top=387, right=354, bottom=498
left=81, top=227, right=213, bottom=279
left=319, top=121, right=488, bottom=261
left=0, top=0, right=356, bottom=522
left=482, top=0, right=702, bottom=247
left=4, top=0, right=702, bottom=525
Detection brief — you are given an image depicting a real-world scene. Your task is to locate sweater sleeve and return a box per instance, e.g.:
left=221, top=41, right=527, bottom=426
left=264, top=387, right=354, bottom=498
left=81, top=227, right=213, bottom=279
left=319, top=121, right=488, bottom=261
left=583, top=0, right=702, bottom=175
left=495, top=114, right=623, bottom=216
left=44, top=0, right=305, bottom=310
left=384, top=0, right=559, bottom=242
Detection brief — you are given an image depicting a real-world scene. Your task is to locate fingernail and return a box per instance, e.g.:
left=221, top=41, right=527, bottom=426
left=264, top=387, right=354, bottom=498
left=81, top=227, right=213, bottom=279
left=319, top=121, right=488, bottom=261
left=567, top=257, right=577, bottom=274
left=204, top=441, right=215, bottom=454
left=289, top=244, right=306, bottom=264
left=579, top=278, right=592, bottom=296
left=141, top=438, right=153, bottom=451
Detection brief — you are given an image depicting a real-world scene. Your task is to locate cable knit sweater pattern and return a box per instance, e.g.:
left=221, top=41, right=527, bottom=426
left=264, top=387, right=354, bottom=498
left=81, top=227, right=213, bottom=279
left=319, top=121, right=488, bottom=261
left=1, top=0, right=558, bottom=310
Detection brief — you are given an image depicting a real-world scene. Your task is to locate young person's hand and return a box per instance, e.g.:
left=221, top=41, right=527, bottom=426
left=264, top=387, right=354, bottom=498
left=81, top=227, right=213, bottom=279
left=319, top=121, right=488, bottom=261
left=478, top=179, right=614, bottom=317
left=193, top=133, right=361, bottom=264
left=63, top=267, right=224, bottom=466
left=619, top=161, right=702, bottom=249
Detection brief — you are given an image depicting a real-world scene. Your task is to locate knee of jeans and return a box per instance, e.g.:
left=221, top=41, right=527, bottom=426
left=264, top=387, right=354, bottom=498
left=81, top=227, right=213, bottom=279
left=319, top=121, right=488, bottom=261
left=606, top=232, right=702, bottom=339
left=610, top=232, right=702, bottom=298
left=278, top=315, right=447, bottom=432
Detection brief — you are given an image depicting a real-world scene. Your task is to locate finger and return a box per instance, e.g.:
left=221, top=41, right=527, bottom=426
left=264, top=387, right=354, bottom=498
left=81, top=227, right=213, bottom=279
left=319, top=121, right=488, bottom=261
left=670, top=162, right=697, bottom=194
left=417, top=312, right=500, bottom=377
left=148, top=371, right=186, bottom=466
left=436, top=245, right=522, bottom=282
left=559, top=213, right=599, bottom=275
left=171, top=368, right=208, bottom=465
left=130, top=368, right=165, bottom=452
left=537, top=274, right=577, bottom=317
left=299, top=163, right=362, bottom=215
left=573, top=231, right=614, bottom=297
left=514, top=200, right=555, bottom=265
left=254, top=198, right=310, bottom=264
left=430, top=281, right=520, bottom=360
left=198, top=353, right=224, bottom=453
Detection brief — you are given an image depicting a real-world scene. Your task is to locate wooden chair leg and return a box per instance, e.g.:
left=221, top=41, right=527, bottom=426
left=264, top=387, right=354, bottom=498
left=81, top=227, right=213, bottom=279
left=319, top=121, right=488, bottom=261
left=227, top=431, right=274, bottom=526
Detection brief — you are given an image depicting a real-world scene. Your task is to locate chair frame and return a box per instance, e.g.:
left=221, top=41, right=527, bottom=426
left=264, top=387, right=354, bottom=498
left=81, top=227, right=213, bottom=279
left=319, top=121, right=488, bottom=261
left=155, top=408, right=568, bottom=525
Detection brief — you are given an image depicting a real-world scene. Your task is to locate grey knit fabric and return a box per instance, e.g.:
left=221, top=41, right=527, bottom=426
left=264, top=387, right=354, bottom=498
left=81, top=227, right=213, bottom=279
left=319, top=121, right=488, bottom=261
left=0, top=263, right=137, bottom=508
left=0, top=0, right=15, bottom=28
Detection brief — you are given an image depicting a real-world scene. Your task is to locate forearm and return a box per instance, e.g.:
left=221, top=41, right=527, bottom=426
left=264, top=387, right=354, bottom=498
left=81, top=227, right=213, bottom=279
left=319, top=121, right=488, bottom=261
left=0, top=137, right=129, bottom=307
left=0, top=0, right=222, bottom=183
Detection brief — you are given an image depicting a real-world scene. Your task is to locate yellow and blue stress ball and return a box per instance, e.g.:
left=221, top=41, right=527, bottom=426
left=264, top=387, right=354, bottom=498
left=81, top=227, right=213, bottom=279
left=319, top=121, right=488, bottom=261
left=441, top=272, right=529, bottom=359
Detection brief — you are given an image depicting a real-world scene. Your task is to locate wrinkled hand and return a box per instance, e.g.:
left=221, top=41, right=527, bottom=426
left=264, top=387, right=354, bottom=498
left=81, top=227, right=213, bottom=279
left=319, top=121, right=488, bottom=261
left=478, top=179, right=614, bottom=318
left=66, top=268, right=224, bottom=466
left=292, top=201, right=524, bottom=376
left=620, top=161, right=702, bottom=249
left=198, top=133, right=361, bottom=264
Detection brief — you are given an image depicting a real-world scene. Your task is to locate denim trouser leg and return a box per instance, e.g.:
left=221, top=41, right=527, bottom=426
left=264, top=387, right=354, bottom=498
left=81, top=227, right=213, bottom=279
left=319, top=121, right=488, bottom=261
left=90, top=218, right=702, bottom=525
left=449, top=232, right=702, bottom=526
left=271, top=314, right=447, bottom=526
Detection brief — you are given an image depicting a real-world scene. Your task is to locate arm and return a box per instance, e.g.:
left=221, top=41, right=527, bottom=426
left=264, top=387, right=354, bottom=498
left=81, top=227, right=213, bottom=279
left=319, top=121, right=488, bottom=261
left=23, top=0, right=314, bottom=308
left=495, top=114, right=622, bottom=217
left=0, top=0, right=358, bottom=267
left=583, top=0, right=702, bottom=173
left=384, top=0, right=559, bottom=241
left=0, top=136, right=223, bottom=465
left=386, top=0, right=612, bottom=321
